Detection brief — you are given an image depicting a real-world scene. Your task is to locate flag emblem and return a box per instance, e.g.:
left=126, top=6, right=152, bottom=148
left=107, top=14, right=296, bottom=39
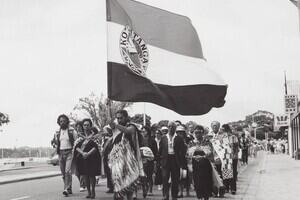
left=119, top=26, right=149, bottom=77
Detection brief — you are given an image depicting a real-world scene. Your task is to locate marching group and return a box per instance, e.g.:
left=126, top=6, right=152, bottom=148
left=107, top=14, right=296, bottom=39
left=51, top=110, right=257, bottom=200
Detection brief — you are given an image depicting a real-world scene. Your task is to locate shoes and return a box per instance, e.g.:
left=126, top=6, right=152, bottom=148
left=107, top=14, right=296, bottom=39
left=177, top=194, right=183, bottom=198
left=67, top=189, right=72, bottom=194
left=80, top=187, right=86, bottom=192
left=86, top=190, right=91, bottom=198
left=90, top=189, right=95, bottom=199
left=231, top=191, right=236, bottom=195
left=158, top=185, right=162, bottom=190
left=62, top=190, right=68, bottom=197
left=148, top=192, right=153, bottom=196
left=106, top=189, right=114, bottom=193
left=186, top=192, right=190, bottom=197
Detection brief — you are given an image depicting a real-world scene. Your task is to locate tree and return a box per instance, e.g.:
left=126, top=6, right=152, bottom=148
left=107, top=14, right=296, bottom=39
left=71, top=93, right=132, bottom=130
left=0, top=112, right=9, bottom=126
left=131, top=114, right=151, bottom=127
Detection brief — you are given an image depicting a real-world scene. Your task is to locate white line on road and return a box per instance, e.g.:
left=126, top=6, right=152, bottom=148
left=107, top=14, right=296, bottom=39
left=9, top=196, right=30, bottom=200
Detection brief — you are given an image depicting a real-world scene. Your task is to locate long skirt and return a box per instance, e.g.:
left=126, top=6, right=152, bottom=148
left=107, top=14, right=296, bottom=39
left=192, top=158, right=213, bottom=199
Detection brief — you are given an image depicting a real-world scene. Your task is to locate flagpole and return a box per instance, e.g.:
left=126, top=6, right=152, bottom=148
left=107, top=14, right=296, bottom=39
left=284, top=71, right=288, bottom=95
left=143, top=103, right=146, bottom=126
left=298, top=0, right=300, bottom=35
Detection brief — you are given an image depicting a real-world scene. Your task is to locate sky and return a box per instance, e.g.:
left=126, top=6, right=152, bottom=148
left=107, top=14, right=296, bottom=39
left=0, top=0, right=299, bottom=148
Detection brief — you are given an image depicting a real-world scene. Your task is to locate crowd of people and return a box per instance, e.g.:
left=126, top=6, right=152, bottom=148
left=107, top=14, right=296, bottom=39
left=51, top=111, right=261, bottom=200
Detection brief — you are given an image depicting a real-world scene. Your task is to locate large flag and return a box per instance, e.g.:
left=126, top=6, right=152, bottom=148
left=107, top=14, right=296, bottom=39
left=106, top=0, right=227, bottom=115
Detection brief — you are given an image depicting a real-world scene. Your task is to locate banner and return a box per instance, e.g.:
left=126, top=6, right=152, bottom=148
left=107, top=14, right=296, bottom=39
left=284, top=95, right=298, bottom=114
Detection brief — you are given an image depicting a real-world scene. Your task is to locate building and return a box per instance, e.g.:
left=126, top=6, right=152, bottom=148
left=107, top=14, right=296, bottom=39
left=245, top=110, right=274, bottom=126
left=287, top=80, right=300, bottom=99
left=286, top=80, right=300, bottom=158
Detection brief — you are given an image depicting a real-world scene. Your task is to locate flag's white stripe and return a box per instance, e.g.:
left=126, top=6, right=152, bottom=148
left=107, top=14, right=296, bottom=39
left=107, top=22, right=225, bottom=86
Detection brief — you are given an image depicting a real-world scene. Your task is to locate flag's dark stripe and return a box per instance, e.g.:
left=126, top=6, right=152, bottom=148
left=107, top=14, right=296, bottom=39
left=107, top=62, right=227, bottom=115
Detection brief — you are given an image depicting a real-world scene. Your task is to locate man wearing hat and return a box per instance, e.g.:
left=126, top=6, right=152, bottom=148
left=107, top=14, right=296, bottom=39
left=159, top=121, right=186, bottom=200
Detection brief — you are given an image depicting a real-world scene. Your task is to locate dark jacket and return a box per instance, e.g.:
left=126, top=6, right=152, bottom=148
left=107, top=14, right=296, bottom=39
left=159, top=134, right=186, bottom=169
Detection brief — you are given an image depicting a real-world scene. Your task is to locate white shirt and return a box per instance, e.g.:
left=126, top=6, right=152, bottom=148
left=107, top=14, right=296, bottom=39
left=60, top=129, right=72, bottom=150
left=155, top=138, right=160, bottom=151
left=167, top=133, right=177, bottom=155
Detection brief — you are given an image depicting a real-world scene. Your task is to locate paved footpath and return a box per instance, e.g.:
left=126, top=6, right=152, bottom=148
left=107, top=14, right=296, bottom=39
left=2, top=152, right=300, bottom=200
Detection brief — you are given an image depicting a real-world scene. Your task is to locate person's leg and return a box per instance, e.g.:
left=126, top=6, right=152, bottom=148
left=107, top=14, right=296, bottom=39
left=192, top=163, right=200, bottom=199
left=65, top=151, right=73, bottom=193
left=59, top=152, right=68, bottom=196
left=242, top=150, right=246, bottom=164
left=80, top=175, right=86, bottom=189
left=179, top=179, right=184, bottom=197
left=104, top=160, right=113, bottom=192
left=162, top=167, right=170, bottom=200
left=230, top=177, right=236, bottom=194
left=148, top=162, right=154, bottom=195
left=90, top=176, right=96, bottom=199
left=232, top=159, right=238, bottom=193
left=126, top=191, right=134, bottom=200
left=223, top=179, right=229, bottom=192
left=170, top=162, right=180, bottom=199
left=85, top=176, right=91, bottom=198
left=214, top=163, right=222, bottom=197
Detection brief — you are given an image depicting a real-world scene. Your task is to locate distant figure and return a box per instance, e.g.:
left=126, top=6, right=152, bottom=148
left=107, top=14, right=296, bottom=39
left=240, top=133, right=250, bottom=165
left=52, top=114, right=77, bottom=197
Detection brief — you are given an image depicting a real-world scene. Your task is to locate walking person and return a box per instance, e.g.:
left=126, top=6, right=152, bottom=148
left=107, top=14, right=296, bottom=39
left=212, top=124, right=234, bottom=195
left=176, top=125, right=190, bottom=198
left=240, top=133, right=249, bottom=165
left=209, top=121, right=225, bottom=198
left=154, top=129, right=163, bottom=191
left=223, top=124, right=238, bottom=194
left=102, top=125, right=114, bottom=193
left=74, top=121, right=87, bottom=192
left=159, top=121, right=186, bottom=200
left=73, top=118, right=102, bottom=199
left=187, top=125, right=214, bottom=200
left=52, top=114, right=77, bottom=197
left=108, top=109, right=143, bottom=200
left=140, top=126, right=157, bottom=197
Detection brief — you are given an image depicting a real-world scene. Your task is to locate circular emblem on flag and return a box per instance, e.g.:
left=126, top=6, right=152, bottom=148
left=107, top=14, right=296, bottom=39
left=119, top=26, right=149, bottom=77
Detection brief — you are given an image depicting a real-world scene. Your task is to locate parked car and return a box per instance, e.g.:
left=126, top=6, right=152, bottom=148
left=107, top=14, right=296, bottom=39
left=47, top=154, right=59, bottom=166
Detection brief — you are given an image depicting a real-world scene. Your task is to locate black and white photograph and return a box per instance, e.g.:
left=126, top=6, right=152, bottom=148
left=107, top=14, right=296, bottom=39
left=1, top=0, right=300, bottom=199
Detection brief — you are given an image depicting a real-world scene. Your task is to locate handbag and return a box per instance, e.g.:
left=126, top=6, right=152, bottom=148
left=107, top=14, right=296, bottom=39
left=211, top=162, right=224, bottom=189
